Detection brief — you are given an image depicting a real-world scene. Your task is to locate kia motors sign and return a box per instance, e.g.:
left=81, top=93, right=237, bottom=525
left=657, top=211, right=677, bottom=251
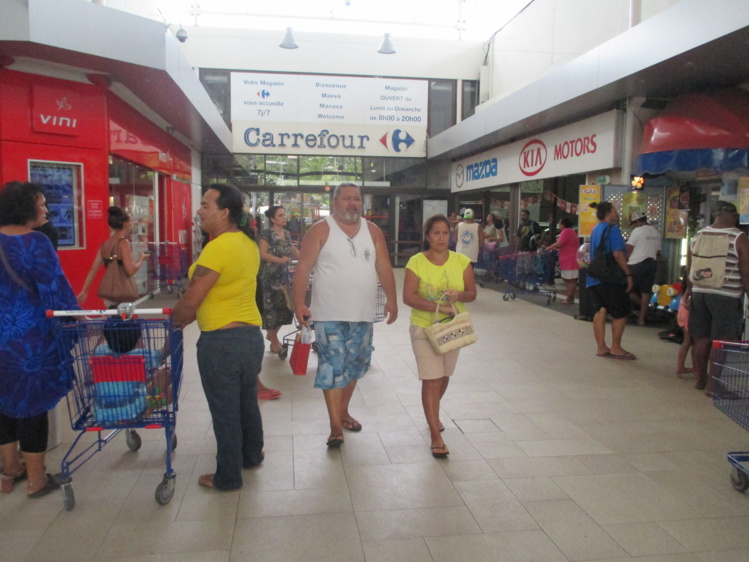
left=451, top=111, right=619, bottom=191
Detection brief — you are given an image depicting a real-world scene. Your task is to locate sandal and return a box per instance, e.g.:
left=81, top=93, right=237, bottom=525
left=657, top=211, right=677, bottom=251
left=326, top=434, right=344, bottom=448
left=1, top=466, right=27, bottom=494
left=198, top=473, right=216, bottom=488
left=431, top=444, right=450, bottom=458
left=258, top=389, right=282, bottom=400
left=27, top=474, right=60, bottom=499
left=341, top=419, right=362, bottom=432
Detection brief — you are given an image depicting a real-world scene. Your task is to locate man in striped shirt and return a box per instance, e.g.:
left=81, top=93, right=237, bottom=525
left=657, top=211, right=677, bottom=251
left=685, top=201, right=749, bottom=394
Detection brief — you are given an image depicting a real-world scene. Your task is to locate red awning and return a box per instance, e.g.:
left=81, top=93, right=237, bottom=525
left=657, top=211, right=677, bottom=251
left=639, top=89, right=749, bottom=154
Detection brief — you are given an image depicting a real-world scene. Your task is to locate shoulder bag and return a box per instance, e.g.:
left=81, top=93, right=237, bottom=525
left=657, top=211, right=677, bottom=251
left=424, top=300, right=477, bottom=355
left=98, top=239, right=138, bottom=303
left=587, top=224, right=625, bottom=283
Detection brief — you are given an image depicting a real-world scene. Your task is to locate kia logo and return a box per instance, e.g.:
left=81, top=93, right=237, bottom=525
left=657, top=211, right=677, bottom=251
left=518, top=139, right=547, bottom=176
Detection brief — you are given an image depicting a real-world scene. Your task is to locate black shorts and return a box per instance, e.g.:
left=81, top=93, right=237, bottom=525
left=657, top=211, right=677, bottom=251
left=589, top=282, right=631, bottom=319
left=630, top=259, right=657, bottom=295
left=688, top=292, right=743, bottom=340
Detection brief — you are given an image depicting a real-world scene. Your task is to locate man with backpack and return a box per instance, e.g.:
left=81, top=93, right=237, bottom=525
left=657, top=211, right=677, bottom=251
left=685, top=201, right=749, bottom=394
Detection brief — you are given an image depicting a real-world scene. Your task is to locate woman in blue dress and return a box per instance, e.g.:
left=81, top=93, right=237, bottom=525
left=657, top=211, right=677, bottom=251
left=0, top=181, right=79, bottom=498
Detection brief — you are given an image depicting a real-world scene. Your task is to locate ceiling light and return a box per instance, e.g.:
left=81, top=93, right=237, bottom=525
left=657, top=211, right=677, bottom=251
left=378, top=33, right=396, bottom=54
left=279, top=27, right=299, bottom=49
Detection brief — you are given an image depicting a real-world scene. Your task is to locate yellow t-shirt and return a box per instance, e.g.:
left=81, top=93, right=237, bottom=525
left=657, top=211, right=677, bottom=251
left=405, top=251, right=471, bottom=328
left=188, top=231, right=261, bottom=331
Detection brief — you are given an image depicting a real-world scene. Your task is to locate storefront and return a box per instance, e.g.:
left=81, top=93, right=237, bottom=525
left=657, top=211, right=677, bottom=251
left=636, top=88, right=749, bottom=276
left=0, top=69, right=193, bottom=307
left=450, top=111, right=622, bottom=243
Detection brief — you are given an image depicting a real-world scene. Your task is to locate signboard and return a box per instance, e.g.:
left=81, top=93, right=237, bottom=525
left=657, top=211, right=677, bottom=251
left=231, top=72, right=428, bottom=157
left=578, top=185, right=601, bottom=237
left=451, top=111, right=619, bottom=191
left=665, top=185, right=688, bottom=238
left=622, top=191, right=647, bottom=233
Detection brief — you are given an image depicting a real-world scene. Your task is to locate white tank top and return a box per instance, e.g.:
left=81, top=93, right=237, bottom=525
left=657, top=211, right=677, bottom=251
left=311, top=216, right=378, bottom=322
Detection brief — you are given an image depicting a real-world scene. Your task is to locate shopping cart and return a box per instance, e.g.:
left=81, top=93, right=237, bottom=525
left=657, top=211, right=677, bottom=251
left=47, top=305, right=183, bottom=510
left=149, top=242, right=189, bottom=296
left=710, top=340, right=749, bottom=492
left=496, top=249, right=558, bottom=305
left=477, top=241, right=501, bottom=288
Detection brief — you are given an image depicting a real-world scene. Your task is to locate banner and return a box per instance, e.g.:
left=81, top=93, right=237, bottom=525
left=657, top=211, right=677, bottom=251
left=665, top=185, right=687, bottom=238
left=578, top=185, right=601, bottom=237
left=621, top=191, right=647, bottom=232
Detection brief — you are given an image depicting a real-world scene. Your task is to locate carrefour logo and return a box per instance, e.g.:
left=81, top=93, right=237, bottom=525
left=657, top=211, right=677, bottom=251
left=379, top=129, right=415, bottom=152
left=257, top=89, right=271, bottom=98
left=518, top=139, right=547, bottom=176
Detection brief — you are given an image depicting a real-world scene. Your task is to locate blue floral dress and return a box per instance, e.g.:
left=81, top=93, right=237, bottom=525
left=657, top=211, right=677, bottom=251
left=0, top=232, right=79, bottom=418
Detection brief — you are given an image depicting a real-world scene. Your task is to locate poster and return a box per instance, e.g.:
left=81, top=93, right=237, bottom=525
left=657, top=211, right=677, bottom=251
left=621, top=191, right=647, bottom=232
left=29, top=163, right=78, bottom=247
left=665, top=185, right=688, bottom=238
left=578, top=185, right=601, bottom=237
left=739, top=178, right=749, bottom=225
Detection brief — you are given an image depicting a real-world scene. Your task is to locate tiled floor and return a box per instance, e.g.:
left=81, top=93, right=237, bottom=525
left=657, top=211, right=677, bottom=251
left=3, top=269, right=749, bottom=561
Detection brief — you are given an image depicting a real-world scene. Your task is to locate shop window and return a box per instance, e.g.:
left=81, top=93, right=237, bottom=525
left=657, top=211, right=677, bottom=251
left=461, top=80, right=479, bottom=120
left=363, top=157, right=425, bottom=188
left=266, top=156, right=299, bottom=187
left=428, top=80, right=457, bottom=137
left=29, top=161, right=83, bottom=249
left=298, top=156, right=361, bottom=186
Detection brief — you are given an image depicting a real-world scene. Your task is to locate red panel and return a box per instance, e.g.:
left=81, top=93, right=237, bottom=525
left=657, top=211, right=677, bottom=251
left=640, top=89, right=749, bottom=154
left=0, top=141, right=110, bottom=309
left=0, top=69, right=107, bottom=148
left=107, top=94, right=191, bottom=181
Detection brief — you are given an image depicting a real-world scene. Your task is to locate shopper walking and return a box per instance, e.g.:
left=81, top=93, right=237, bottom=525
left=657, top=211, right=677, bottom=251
left=545, top=217, right=579, bottom=304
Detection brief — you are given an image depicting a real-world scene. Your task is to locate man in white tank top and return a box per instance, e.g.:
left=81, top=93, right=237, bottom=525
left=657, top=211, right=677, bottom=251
left=685, top=201, right=749, bottom=395
left=293, top=183, right=397, bottom=448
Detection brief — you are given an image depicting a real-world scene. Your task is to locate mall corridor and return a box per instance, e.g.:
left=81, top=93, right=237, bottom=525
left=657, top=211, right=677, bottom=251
left=2, top=270, right=749, bottom=561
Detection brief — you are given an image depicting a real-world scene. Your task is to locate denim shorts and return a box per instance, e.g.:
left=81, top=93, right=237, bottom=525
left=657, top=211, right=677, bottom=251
left=313, top=321, right=373, bottom=389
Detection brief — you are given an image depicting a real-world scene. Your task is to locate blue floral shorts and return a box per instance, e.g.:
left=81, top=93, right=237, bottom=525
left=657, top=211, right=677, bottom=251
left=313, top=321, right=373, bottom=389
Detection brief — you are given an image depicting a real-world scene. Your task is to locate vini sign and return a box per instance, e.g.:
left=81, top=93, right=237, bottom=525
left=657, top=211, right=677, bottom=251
left=451, top=111, right=618, bottom=191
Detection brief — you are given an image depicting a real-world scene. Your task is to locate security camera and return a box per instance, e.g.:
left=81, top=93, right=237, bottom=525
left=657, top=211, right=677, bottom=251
left=176, top=27, right=188, bottom=42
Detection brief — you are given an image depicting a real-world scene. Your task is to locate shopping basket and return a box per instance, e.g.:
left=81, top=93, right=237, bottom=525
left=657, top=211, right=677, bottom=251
left=710, top=340, right=749, bottom=492
left=47, top=305, right=183, bottom=510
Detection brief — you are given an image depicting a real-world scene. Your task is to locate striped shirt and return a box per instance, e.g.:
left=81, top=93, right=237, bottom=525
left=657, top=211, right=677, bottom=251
left=690, top=226, right=745, bottom=298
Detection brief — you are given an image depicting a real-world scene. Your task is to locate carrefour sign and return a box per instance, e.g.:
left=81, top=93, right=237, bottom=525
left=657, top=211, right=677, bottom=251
left=451, top=111, right=618, bottom=191
left=231, top=72, right=428, bottom=157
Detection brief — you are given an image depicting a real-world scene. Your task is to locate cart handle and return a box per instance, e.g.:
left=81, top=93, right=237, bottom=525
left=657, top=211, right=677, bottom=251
left=46, top=308, right=172, bottom=318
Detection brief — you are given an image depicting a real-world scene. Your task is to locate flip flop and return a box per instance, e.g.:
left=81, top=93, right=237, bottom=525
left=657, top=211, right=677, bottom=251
left=27, top=474, right=60, bottom=499
left=1, top=466, right=26, bottom=493
left=258, top=389, right=281, bottom=400
left=326, top=434, right=344, bottom=448
left=431, top=445, right=449, bottom=458
left=607, top=352, right=637, bottom=360
left=341, top=419, right=362, bottom=432
left=596, top=352, right=611, bottom=357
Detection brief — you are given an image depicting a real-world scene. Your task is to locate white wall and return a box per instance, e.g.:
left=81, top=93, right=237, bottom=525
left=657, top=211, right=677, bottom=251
left=483, top=0, right=682, bottom=102
left=175, top=27, right=486, bottom=81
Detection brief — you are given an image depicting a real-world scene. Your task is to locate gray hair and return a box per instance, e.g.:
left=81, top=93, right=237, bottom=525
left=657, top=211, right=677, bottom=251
left=332, top=182, right=360, bottom=200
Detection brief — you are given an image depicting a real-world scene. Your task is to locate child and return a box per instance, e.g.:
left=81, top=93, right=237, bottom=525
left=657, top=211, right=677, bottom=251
left=676, top=267, right=694, bottom=377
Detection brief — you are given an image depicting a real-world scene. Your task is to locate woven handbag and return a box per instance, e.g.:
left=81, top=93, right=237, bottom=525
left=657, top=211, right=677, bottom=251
left=424, top=303, right=477, bottom=355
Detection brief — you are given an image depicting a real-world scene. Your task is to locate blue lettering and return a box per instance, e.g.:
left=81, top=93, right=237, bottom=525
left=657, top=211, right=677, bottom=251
left=466, top=158, right=498, bottom=182
left=244, top=128, right=260, bottom=147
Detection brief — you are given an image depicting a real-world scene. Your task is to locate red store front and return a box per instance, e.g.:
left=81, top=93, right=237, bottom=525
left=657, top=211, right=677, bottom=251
left=0, top=69, right=193, bottom=308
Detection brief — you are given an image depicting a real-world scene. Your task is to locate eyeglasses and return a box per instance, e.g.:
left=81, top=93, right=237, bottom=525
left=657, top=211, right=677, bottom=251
left=347, top=237, right=356, bottom=257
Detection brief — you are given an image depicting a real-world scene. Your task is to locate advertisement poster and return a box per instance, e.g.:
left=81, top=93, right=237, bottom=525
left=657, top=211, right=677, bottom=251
left=29, top=163, right=78, bottom=247
left=578, top=185, right=601, bottom=237
left=665, top=185, right=688, bottom=238
left=621, top=191, right=647, bottom=232
left=739, top=178, right=749, bottom=225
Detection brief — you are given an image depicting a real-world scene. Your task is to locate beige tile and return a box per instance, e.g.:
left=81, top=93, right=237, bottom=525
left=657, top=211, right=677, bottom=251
left=554, top=472, right=703, bottom=524
left=97, top=519, right=234, bottom=558
left=658, top=516, right=749, bottom=551
left=175, top=489, right=240, bottom=521
left=440, top=459, right=501, bottom=482
left=454, top=479, right=538, bottom=532
left=356, top=505, right=481, bottom=541
left=339, top=432, right=391, bottom=466
left=696, top=549, right=749, bottom=561
left=235, top=486, right=352, bottom=518
left=346, top=463, right=463, bottom=511
left=293, top=447, right=346, bottom=490
left=502, top=477, right=570, bottom=501
left=523, top=499, right=628, bottom=560
left=238, top=450, right=294, bottom=492
left=487, top=456, right=591, bottom=478
left=361, top=538, right=433, bottom=562
left=160, top=551, right=230, bottom=562
left=425, top=530, right=567, bottom=562
left=230, top=513, right=363, bottom=561
left=602, top=522, right=689, bottom=557
left=453, top=418, right=501, bottom=433
left=0, top=528, right=42, bottom=562
left=516, top=438, right=614, bottom=457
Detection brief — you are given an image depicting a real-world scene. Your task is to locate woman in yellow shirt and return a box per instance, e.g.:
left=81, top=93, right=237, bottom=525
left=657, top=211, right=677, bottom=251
left=403, top=215, right=476, bottom=459
left=173, top=184, right=264, bottom=490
